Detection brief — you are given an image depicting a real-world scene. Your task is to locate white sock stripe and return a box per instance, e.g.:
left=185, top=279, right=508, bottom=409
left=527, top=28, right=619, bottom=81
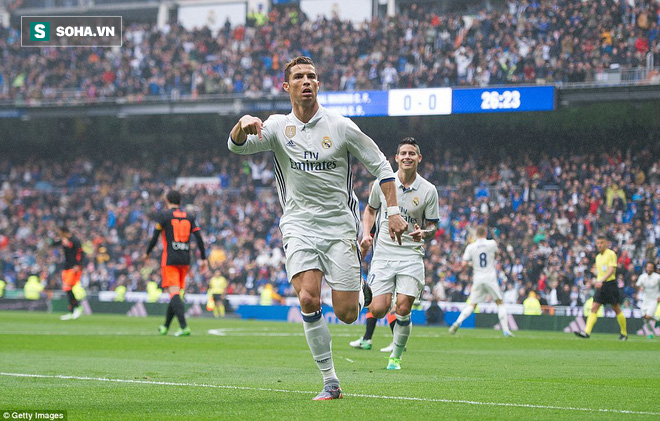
left=1, top=372, right=658, bottom=416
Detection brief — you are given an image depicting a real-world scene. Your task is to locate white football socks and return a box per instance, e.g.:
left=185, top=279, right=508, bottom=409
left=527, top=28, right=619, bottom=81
left=498, top=304, right=511, bottom=334
left=302, top=310, right=338, bottom=385
left=391, top=313, right=411, bottom=359
left=454, top=305, right=474, bottom=327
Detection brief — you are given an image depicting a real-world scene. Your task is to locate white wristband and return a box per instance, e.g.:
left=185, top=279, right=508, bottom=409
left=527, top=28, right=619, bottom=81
left=387, top=206, right=400, bottom=216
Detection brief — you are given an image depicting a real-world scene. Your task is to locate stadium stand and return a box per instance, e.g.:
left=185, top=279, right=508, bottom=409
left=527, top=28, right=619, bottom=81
left=1, top=0, right=659, bottom=104
left=0, top=0, right=659, bottom=315
left=1, top=140, right=658, bottom=311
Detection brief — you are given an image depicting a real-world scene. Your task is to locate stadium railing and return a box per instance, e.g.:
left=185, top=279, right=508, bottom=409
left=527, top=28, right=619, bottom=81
left=555, top=66, right=660, bottom=89
left=1, top=67, right=659, bottom=109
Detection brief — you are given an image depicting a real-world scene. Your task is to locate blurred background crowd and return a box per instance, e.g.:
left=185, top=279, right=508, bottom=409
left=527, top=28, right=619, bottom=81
left=1, top=0, right=659, bottom=311
left=2, top=140, right=659, bottom=310
left=0, top=0, right=659, bottom=104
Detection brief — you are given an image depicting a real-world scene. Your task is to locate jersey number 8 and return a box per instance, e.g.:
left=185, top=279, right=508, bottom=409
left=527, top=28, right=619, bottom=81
left=479, top=252, right=487, bottom=268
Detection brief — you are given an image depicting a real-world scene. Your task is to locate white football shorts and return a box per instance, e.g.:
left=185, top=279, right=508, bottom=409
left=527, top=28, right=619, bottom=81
left=283, top=236, right=361, bottom=292
left=367, top=258, right=424, bottom=298
left=640, top=297, right=659, bottom=318
left=469, top=279, right=504, bottom=303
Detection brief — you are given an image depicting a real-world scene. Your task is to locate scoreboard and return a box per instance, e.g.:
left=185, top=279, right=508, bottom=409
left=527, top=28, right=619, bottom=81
left=317, top=86, right=555, bottom=117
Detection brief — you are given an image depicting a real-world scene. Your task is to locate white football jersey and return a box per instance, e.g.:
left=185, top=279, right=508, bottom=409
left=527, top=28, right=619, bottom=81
left=228, top=106, right=395, bottom=240
left=463, top=238, right=498, bottom=283
left=636, top=271, right=660, bottom=300
left=369, top=173, right=439, bottom=261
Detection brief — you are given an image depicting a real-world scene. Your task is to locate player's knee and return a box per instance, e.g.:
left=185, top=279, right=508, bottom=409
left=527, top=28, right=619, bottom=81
left=370, top=306, right=388, bottom=319
left=336, top=307, right=358, bottom=324
left=297, top=290, right=321, bottom=312
left=396, top=303, right=412, bottom=316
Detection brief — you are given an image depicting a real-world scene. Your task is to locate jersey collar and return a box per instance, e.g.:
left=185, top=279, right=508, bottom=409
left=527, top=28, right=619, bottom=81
left=396, top=173, right=421, bottom=192
left=288, top=106, right=324, bottom=129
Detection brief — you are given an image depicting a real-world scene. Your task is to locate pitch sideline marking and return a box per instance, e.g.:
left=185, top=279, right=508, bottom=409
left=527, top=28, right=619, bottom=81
left=1, top=372, right=658, bottom=416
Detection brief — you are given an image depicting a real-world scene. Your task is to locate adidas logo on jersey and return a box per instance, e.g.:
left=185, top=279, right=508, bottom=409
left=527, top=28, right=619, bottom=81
left=286, top=139, right=296, bottom=147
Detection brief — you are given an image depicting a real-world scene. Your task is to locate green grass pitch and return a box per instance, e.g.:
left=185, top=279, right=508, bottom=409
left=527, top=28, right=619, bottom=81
left=1, top=311, right=658, bottom=420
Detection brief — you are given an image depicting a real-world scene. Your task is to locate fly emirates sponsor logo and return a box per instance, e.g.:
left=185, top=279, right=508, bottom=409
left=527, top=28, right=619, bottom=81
left=289, top=151, right=337, bottom=172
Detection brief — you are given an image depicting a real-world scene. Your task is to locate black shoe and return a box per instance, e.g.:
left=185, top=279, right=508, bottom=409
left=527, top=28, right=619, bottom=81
left=574, top=331, right=590, bottom=339
left=618, top=334, right=628, bottom=341
left=362, top=279, right=373, bottom=308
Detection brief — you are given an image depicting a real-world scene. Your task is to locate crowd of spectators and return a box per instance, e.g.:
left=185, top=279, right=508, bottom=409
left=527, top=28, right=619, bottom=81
left=1, top=142, right=659, bottom=311
left=1, top=0, right=660, bottom=104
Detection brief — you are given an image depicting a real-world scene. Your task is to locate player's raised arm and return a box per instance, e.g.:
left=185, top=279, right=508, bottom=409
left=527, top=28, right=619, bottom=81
left=230, top=115, right=263, bottom=143
left=228, top=115, right=274, bottom=155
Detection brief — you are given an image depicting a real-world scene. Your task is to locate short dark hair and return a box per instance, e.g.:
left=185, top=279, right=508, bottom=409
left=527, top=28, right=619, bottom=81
left=57, top=223, right=70, bottom=234
left=596, top=233, right=608, bottom=241
left=397, top=137, right=421, bottom=155
left=166, top=190, right=181, bottom=205
left=284, top=56, right=316, bottom=82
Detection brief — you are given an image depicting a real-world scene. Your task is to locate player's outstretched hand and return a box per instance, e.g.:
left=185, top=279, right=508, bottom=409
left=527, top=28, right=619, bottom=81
left=410, top=223, right=423, bottom=242
left=388, top=214, right=407, bottom=245
left=239, top=115, right=264, bottom=140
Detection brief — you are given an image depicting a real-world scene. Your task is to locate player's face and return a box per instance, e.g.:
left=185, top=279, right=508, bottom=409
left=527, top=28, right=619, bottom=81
left=596, top=238, right=607, bottom=253
left=395, top=145, right=421, bottom=172
left=646, top=263, right=655, bottom=274
left=283, top=64, right=319, bottom=106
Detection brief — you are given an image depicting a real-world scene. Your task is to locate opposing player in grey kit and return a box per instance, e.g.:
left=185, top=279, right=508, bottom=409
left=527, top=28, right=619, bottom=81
left=228, top=56, right=407, bottom=400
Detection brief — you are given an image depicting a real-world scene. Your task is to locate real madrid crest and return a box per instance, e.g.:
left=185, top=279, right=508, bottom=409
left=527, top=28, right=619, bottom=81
left=413, top=197, right=420, bottom=206
left=285, top=125, right=296, bottom=138
left=321, top=136, right=333, bottom=149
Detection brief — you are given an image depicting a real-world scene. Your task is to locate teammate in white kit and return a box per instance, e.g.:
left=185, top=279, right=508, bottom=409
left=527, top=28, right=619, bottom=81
left=358, top=137, right=439, bottom=370
left=636, top=261, right=660, bottom=338
left=449, top=226, right=513, bottom=337
left=228, top=56, right=407, bottom=400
